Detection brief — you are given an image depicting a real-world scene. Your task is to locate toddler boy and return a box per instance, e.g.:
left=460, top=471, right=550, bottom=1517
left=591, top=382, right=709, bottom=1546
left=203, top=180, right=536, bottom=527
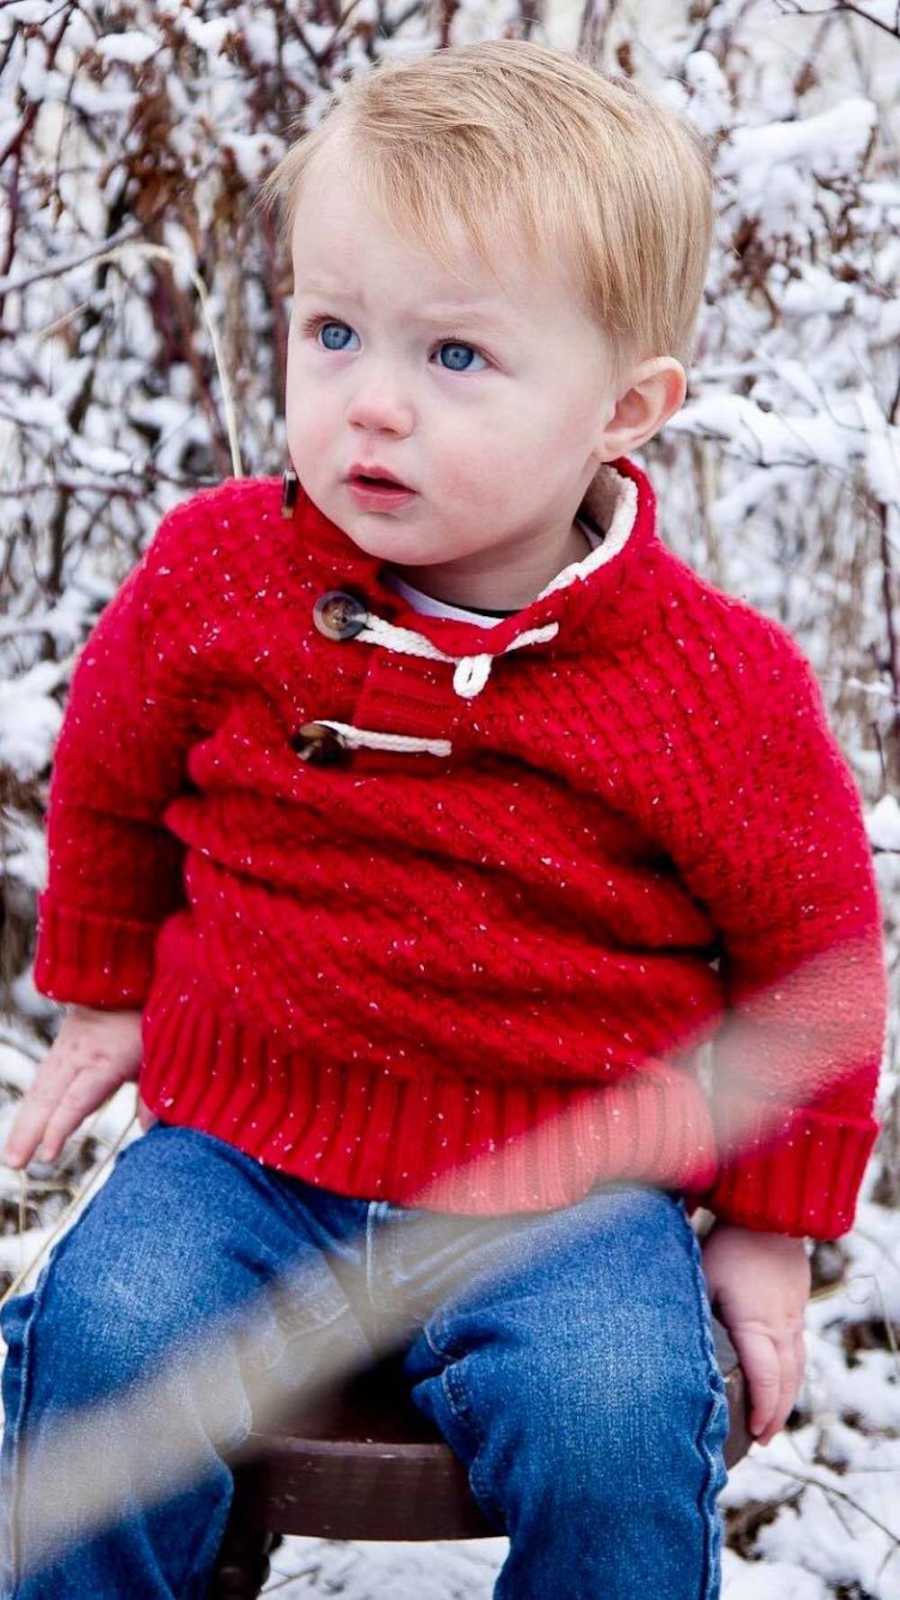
left=1, top=38, right=887, bottom=1599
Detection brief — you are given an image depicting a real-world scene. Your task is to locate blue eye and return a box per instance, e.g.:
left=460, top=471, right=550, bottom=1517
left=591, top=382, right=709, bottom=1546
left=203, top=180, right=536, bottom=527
left=301, top=315, right=488, bottom=371
left=316, top=320, right=358, bottom=352
left=436, top=342, right=486, bottom=373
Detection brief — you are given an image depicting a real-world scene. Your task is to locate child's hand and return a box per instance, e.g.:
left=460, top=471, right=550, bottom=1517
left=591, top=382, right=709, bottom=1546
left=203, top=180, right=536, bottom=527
left=1, top=1004, right=148, bottom=1170
left=700, top=1221, right=811, bottom=1446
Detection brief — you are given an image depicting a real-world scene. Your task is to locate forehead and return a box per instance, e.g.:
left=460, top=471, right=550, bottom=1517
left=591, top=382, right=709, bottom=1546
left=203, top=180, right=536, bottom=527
left=289, top=143, right=573, bottom=326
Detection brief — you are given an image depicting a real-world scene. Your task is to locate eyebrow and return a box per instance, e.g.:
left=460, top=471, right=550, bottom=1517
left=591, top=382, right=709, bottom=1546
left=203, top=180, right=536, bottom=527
left=293, top=282, right=513, bottom=328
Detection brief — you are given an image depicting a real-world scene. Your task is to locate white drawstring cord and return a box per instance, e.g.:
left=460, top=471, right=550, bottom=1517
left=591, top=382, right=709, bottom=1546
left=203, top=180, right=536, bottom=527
left=452, top=655, right=494, bottom=699
left=312, top=721, right=452, bottom=758
left=357, top=614, right=560, bottom=700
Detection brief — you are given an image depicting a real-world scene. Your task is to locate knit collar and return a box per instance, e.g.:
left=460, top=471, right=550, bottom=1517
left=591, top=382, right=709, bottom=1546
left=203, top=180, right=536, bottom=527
left=290, top=454, right=663, bottom=698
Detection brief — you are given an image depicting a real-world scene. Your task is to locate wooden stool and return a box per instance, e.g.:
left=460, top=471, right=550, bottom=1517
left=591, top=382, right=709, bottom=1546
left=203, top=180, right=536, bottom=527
left=210, top=1316, right=751, bottom=1597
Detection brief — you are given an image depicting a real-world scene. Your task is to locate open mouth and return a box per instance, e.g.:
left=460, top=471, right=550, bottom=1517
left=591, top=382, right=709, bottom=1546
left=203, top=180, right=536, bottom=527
left=353, top=473, right=410, bottom=490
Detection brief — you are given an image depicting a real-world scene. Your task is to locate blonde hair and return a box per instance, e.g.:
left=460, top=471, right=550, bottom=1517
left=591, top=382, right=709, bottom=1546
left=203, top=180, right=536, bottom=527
left=256, top=39, right=715, bottom=384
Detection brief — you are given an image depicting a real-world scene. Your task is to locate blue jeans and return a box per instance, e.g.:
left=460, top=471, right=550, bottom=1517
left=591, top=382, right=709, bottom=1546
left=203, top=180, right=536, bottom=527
left=0, top=1123, right=730, bottom=1598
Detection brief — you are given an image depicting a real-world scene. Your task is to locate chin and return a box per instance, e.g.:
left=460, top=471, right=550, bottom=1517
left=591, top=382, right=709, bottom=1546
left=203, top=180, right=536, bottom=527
left=337, top=519, right=425, bottom=563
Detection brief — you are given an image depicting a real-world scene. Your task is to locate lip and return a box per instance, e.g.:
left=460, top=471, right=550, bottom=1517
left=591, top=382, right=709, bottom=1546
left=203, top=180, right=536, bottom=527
left=348, top=480, right=418, bottom=511
left=346, top=462, right=417, bottom=511
left=346, top=461, right=413, bottom=490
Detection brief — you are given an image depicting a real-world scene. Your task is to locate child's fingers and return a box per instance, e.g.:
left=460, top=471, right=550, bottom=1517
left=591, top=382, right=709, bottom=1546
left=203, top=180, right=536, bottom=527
left=765, top=1330, right=805, bottom=1444
left=2, top=1014, right=142, bottom=1170
left=1, top=1120, right=42, bottom=1170
left=746, top=1330, right=804, bottom=1445
left=1, top=1056, right=77, bottom=1169
left=769, top=1328, right=805, bottom=1440
left=734, top=1326, right=781, bottom=1440
left=794, top=1327, right=806, bottom=1390
left=137, top=1096, right=158, bottom=1133
left=29, top=1068, right=123, bottom=1165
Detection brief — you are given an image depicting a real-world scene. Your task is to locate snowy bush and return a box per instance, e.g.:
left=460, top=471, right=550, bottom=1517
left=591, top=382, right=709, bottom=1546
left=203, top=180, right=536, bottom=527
left=0, top=1, right=898, bottom=1594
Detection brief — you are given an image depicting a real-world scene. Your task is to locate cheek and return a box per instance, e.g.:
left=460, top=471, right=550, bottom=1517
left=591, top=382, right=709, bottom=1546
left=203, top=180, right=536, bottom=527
left=559, top=382, right=606, bottom=447
left=284, top=349, right=301, bottom=438
left=436, top=451, right=524, bottom=525
left=286, top=375, right=334, bottom=459
left=433, top=401, right=549, bottom=512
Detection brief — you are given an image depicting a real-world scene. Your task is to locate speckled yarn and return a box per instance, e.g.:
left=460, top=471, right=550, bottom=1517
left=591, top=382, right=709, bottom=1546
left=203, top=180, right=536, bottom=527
left=33, top=456, right=887, bottom=1237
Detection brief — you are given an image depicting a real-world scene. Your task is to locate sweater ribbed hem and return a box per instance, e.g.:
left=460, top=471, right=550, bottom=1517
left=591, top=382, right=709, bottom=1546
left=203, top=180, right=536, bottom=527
left=698, top=1090, right=880, bottom=1239
left=138, top=969, right=720, bottom=1215
left=32, top=894, right=160, bottom=1010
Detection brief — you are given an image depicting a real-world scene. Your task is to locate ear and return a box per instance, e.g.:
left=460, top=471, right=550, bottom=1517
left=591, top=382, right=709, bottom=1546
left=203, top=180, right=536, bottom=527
left=594, top=357, right=687, bottom=460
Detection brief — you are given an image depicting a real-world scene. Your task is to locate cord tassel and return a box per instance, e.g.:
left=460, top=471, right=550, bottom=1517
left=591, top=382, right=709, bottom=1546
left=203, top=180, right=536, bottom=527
left=452, top=655, right=494, bottom=699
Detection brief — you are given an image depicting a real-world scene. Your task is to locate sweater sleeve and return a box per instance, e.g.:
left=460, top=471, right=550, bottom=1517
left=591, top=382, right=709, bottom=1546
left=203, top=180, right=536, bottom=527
left=32, top=508, right=196, bottom=1011
left=664, top=619, right=887, bottom=1240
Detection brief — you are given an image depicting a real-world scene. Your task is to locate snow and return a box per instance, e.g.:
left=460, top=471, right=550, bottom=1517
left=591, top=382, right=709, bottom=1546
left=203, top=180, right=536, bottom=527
left=182, top=18, right=235, bottom=56
left=721, top=1552, right=832, bottom=1599
left=223, top=134, right=284, bottom=188
left=718, top=96, right=878, bottom=196
left=868, top=796, right=900, bottom=852
left=1, top=0, right=899, bottom=1596
left=18, top=57, right=69, bottom=106
left=678, top=51, right=733, bottom=136
left=752, top=1450, right=899, bottom=1597
left=0, top=809, right=47, bottom=895
left=67, top=439, right=135, bottom=478
left=261, top=1538, right=507, bottom=1597
left=671, top=391, right=875, bottom=473
left=95, top=32, right=159, bottom=67
left=0, top=661, right=63, bottom=783
left=5, top=393, right=68, bottom=440
left=5, top=2, right=52, bottom=24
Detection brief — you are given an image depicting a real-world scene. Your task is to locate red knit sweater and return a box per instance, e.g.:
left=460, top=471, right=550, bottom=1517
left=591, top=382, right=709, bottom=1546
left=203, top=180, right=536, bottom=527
left=32, top=456, right=887, bottom=1238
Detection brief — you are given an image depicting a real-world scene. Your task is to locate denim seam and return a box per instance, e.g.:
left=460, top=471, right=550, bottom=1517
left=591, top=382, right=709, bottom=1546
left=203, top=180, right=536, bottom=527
left=442, top=1360, right=507, bottom=1533
left=179, top=1474, right=237, bottom=1600
left=1, top=1156, right=144, bottom=1594
left=677, top=1208, right=730, bottom=1600
left=416, top=1321, right=505, bottom=1531
left=1, top=1261, right=56, bottom=1593
left=364, top=1201, right=384, bottom=1316
left=420, top=1317, right=452, bottom=1363
left=698, top=1388, right=729, bottom=1599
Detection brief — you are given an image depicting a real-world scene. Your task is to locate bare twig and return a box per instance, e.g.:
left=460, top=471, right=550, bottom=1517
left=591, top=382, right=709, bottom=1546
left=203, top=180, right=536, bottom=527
left=0, top=225, right=145, bottom=299
left=762, top=1461, right=900, bottom=1559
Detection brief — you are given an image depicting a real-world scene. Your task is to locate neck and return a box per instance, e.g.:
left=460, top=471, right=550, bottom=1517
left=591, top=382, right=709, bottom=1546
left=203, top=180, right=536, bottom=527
left=387, top=518, right=592, bottom=613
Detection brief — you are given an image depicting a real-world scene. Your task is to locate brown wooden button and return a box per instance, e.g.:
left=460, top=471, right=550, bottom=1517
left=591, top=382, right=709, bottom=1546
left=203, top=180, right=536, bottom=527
left=312, top=590, right=369, bottom=641
left=289, top=722, right=348, bottom=765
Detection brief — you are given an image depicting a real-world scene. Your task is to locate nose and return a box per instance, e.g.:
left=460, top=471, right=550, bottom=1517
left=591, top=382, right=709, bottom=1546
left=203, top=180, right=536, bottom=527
left=346, top=368, right=414, bottom=437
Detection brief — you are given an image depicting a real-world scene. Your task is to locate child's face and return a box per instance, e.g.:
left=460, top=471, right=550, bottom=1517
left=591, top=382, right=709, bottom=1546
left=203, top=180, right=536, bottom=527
left=285, top=142, right=627, bottom=605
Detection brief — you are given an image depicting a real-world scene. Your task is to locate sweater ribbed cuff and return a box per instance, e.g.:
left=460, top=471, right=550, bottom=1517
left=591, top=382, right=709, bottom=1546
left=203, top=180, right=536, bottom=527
left=698, top=1090, right=880, bottom=1240
left=32, top=892, right=159, bottom=1009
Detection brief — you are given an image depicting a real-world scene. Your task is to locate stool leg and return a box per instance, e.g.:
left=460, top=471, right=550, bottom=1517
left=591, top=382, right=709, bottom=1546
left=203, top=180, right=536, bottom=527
left=208, top=1467, right=282, bottom=1600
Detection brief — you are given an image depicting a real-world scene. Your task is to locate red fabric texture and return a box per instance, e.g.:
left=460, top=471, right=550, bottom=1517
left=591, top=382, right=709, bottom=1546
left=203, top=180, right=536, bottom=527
left=32, top=456, right=888, bottom=1237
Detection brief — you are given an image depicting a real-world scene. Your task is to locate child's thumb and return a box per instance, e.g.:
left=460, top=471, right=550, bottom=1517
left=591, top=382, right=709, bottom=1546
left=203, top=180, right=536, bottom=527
left=136, top=1095, right=158, bottom=1133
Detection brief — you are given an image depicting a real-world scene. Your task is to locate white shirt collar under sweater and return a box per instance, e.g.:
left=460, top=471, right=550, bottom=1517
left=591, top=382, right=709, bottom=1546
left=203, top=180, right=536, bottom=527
left=381, top=516, right=606, bottom=628
left=294, top=457, right=650, bottom=710
left=309, top=518, right=612, bottom=761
